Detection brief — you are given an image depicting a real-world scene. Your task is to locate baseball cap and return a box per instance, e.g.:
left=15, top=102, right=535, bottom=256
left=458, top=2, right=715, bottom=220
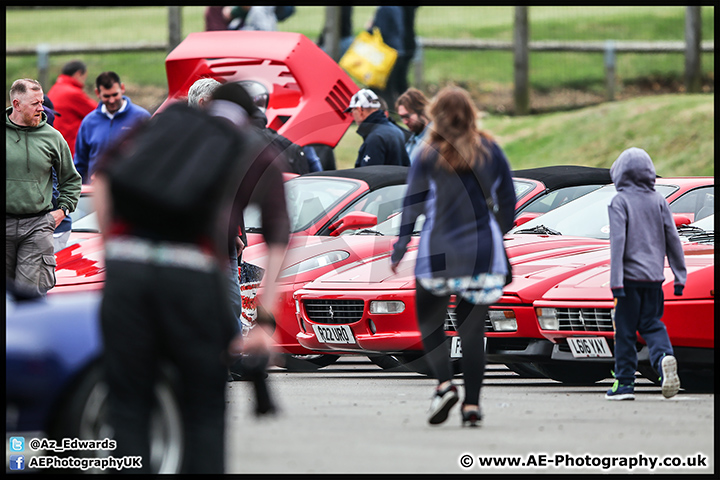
left=43, top=95, right=60, bottom=126
left=344, top=89, right=381, bottom=113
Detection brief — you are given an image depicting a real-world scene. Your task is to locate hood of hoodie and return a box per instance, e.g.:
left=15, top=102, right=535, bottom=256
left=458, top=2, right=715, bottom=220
left=610, top=147, right=656, bottom=193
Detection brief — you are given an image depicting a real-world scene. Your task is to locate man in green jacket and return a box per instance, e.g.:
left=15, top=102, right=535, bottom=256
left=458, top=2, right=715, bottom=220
left=6, top=78, right=81, bottom=294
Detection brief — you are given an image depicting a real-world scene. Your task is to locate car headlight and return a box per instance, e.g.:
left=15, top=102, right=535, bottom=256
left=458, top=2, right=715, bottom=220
left=536, top=307, right=559, bottom=330
left=279, top=251, right=350, bottom=278
left=369, top=300, right=405, bottom=314
left=488, top=309, right=517, bottom=331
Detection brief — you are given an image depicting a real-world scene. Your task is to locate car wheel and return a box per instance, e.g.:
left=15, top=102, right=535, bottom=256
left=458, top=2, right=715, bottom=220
left=637, top=364, right=661, bottom=385
left=279, top=353, right=341, bottom=371
left=532, top=361, right=612, bottom=385
left=395, top=352, right=463, bottom=376
left=367, top=354, right=411, bottom=371
left=678, top=368, right=714, bottom=393
left=50, top=363, right=184, bottom=474
left=504, top=362, right=546, bottom=378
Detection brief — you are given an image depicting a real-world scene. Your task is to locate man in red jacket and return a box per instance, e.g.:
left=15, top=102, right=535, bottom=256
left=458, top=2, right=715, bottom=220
left=47, top=60, right=97, bottom=156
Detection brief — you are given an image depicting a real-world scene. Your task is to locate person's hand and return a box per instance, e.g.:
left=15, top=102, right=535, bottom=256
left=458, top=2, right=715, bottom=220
left=390, top=259, right=400, bottom=274
left=50, top=209, right=65, bottom=228
left=235, top=235, right=245, bottom=257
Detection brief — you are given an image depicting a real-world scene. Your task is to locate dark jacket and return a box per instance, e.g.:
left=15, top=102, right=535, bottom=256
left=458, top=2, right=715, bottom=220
left=355, top=110, right=411, bottom=168
left=392, top=137, right=516, bottom=279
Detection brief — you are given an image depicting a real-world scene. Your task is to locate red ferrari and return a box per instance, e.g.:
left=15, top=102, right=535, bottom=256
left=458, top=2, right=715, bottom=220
left=292, top=177, right=714, bottom=375
left=533, top=213, right=714, bottom=391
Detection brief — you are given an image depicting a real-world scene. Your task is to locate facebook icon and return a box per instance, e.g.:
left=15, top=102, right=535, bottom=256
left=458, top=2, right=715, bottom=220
left=9, top=455, right=25, bottom=471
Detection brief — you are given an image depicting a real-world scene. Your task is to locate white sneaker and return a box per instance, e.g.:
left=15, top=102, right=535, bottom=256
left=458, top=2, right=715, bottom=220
left=660, top=355, right=680, bottom=398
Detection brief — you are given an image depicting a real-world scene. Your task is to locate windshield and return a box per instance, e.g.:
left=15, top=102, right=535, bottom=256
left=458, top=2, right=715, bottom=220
left=71, top=212, right=100, bottom=232
left=510, top=184, right=677, bottom=239
left=244, top=176, right=361, bottom=234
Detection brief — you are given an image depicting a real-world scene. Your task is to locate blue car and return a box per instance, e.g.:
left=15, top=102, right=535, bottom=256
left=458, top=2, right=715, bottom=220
left=5, top=286, right=182, bottom=473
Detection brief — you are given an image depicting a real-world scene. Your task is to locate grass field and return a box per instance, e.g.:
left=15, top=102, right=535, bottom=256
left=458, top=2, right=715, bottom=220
left=5, top=7, right=714, bottom=176
left=334, top=93, right=714, bottom=176
left=6, top=6, right=714, bottom=93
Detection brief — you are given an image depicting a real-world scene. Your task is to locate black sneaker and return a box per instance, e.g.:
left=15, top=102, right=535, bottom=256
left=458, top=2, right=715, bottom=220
left=428, top=383, right=459, bottom=425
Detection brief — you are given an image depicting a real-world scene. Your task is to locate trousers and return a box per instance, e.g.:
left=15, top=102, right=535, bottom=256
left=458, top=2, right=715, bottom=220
left=613, top=283, right=673, bottom=384
left=6, top=213, right=56, bottom=293
left=101, top=256, right=237, bottom=473
left=415, top=280, right=488, bottom=406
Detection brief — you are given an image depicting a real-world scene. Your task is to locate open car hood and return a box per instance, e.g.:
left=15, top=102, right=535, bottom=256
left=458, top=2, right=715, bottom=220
left=157, top=31, right=356, bottom=147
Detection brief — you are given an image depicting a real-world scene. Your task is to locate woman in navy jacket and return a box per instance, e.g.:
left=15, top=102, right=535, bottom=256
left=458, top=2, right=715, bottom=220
left=391, top=86, right=516, bottom=427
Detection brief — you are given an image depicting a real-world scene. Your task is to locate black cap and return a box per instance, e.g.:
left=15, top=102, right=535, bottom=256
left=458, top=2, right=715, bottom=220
left=210, top=82, right=258, bottom=117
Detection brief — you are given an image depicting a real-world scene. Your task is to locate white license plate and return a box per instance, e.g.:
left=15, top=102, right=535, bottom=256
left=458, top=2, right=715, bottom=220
left=567, top=336, right=612, bottom=358
left=449, top=336, right=487, bottom=358
left=312, top=324, right=356, bottom=344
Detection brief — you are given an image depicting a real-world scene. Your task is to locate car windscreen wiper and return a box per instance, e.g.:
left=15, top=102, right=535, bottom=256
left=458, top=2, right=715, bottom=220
left=677, top=224, right=706, bottom=236
left=354, top=229, right=384, bottom=236
left=686, top=232, right=714, bottom=243
left=513, top=225, right=562, bottom=235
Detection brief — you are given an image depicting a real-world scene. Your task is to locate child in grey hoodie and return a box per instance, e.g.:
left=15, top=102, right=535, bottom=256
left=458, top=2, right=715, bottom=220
left=606, top=147, right=686, bottom=400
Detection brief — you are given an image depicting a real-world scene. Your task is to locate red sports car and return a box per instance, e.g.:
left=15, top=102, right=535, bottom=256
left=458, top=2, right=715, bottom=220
left=244, top=165, right=613, bottom=368
left=292, top=177, right=714, bottom=375
left=533, top=213, right=714, bottom=391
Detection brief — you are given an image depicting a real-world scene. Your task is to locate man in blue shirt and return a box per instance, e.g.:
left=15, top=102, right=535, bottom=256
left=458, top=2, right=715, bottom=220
left=345, top=89, right=410, bottom=168
left=74, top=71, right=150, bottom=183
left=395, top=87, right=431, bottom=163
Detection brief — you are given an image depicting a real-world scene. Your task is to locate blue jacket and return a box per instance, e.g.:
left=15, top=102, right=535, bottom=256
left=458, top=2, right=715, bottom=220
left=355, top=110, right=411, bottom=168
left=608, top=147, right=686, bottom=297
left=392, top=137, right=516, bottom=279
left=74, top=96, right=150, bottom=183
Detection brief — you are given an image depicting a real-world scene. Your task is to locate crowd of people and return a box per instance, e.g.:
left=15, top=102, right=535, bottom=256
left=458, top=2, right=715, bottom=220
left=5, top=6, right=685, bottom=473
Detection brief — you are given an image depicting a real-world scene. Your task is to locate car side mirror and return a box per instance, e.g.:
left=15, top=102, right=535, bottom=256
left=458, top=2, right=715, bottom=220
left=514, top=212, right=540, bottom=227
left=327, top=211, right=378, bottom=236
left=672, top=214, right=692, bottom=227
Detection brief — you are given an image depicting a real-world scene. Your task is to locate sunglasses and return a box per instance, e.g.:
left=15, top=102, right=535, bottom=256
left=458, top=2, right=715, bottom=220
left=399, top=113, right=413, bottom=120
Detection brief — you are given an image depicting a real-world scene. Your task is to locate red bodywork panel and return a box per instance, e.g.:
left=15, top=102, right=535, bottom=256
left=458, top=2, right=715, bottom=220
left=156, top=31, right=357, bottom=147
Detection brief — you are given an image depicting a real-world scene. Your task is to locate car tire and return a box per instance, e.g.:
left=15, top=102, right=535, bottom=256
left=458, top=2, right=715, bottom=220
left=395, top=352, right=463, bottom=376
left=50, top=363, right=184, bottom=474
left=637, top=364, right=662, bottom=385
left=367, top=354, right=412, bottom=372
left=678, top=368, right=714, bottom=393
left=532, top=361, right=612, bottom=385
left=279, top=353, right=341, bottom=371
left=504, top=362, right=547, bottom=378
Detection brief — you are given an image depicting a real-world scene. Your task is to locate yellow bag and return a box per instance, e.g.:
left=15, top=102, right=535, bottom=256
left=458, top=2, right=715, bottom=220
left=339, top=27, right=398, bottom=89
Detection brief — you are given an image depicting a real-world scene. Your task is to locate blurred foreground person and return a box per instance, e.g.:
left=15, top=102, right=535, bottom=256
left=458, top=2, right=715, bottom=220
left=390, top=86, right=516, bottom=427
left=94, top=82, right=288, bottom=472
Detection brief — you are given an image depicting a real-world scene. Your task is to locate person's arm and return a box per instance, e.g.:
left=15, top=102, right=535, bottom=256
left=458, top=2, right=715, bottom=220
left=73, top=121, right=90, bottom=183
left=491, top=143, right=518, bottom=235
left=661, top=202, right=687, bottom=295
left=53, top=137, right=82, bottom=227
left=608, top=199, right=628, bottom=297
left=390, top=157, right=427, bottom=272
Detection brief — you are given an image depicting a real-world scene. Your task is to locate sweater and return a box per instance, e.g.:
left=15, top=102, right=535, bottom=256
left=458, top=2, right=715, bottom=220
left=6, top=107, right=81, bottom=216
left=74, top=96, right=150, bottom=183
left=608, top=147, right=687, bottom=297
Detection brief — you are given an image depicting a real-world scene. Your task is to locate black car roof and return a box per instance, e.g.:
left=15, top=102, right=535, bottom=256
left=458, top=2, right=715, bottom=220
left=303, top=165, right=410, bottom=190
left=512, top=165, right=611, bottom=190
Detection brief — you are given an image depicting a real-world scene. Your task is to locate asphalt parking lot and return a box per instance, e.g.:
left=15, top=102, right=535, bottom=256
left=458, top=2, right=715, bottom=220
left=225, top=356, right=714, bottom=474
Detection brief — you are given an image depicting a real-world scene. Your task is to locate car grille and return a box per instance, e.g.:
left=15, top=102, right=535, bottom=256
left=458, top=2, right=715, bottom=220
left=444, top=307, right=494, bottom=333
left=558, top=308, right=613, bottom=332
left=304, top=299, right=364, bottom=325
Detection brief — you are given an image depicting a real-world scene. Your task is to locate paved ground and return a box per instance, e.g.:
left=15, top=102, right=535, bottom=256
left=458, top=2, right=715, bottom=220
left=225, top=356, right=714, bottom=474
